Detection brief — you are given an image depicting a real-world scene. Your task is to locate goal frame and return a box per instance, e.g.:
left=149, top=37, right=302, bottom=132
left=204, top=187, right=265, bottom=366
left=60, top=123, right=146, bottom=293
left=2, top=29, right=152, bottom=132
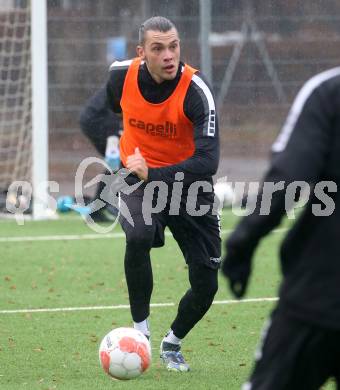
left=31, top=0, right=49, bottom=219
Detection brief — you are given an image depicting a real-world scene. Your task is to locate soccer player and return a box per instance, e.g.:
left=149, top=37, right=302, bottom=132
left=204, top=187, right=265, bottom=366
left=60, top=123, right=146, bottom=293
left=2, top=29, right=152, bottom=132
left=106, top=16, right=220, bottom=371
left=222, top=68, right=340, bottom=389
left=79, top=86, right=122, bottom=222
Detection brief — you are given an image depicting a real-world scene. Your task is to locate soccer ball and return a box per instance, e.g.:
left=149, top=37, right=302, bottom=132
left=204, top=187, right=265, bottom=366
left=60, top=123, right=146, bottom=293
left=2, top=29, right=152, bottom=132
left=99, top=327, right=151, bottom=380
left=214, top=182, right=235, bottom=209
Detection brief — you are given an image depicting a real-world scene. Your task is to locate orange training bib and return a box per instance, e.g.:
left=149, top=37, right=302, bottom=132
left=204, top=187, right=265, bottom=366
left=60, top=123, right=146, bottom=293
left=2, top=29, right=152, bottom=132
left=120, top=57, right=197, bottom=168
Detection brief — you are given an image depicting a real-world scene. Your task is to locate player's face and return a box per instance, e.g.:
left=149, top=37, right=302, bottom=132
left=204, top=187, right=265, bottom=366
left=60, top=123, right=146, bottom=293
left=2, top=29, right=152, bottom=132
left=137, top=28, right=180, bottom=84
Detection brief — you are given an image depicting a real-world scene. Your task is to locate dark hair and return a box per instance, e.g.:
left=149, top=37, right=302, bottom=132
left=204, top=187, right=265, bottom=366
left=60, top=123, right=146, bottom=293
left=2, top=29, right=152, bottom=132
left=138, top=16, right=177, bottom=46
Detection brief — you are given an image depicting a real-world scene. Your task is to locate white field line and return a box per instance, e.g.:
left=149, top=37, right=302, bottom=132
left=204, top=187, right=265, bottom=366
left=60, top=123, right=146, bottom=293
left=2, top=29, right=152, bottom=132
left=0, top=227, right=288, bottom=243
left=0, top=298, right=278, bottom=315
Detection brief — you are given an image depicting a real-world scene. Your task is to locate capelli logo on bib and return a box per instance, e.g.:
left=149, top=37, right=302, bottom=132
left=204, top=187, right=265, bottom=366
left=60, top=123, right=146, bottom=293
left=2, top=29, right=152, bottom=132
left=129, top=118, right=177, bottom=139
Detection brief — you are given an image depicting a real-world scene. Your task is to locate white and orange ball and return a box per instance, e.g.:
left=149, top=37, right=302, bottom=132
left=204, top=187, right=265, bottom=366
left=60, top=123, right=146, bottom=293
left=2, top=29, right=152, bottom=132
left=99, top=327, right=151, bottom=380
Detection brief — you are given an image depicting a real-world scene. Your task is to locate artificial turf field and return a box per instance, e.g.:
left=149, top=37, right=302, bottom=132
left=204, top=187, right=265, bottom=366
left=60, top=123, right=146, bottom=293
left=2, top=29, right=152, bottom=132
left=0, top=210, right=335, bottom=389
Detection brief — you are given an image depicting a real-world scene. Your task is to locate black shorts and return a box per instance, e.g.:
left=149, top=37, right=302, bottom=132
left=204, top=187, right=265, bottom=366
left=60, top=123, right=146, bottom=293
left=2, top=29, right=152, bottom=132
left=119, top=179, right=221, bottom=270
left=245, top=307, right=340, bottom=390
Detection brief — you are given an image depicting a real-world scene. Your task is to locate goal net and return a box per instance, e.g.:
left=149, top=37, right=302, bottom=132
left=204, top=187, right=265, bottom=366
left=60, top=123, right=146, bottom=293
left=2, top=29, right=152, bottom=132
left=0, top=0, right=48, bottom=219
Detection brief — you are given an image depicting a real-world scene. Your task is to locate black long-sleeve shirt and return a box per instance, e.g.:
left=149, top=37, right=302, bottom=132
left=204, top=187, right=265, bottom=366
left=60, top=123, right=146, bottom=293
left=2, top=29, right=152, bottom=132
left=79, top=86, right=122, bottom=157
left=229, top=67, right=340, bottom=329
left=106, top=60, right=220, bottom=185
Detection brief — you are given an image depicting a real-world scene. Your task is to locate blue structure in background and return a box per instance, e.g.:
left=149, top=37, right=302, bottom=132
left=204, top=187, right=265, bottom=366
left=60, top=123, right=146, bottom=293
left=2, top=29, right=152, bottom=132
left=106, top=37, right=127, bottom=64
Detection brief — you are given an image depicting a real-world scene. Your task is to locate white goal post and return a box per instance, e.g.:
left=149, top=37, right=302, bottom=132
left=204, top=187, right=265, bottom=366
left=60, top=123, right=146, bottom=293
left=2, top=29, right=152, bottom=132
left=31, top=0, right=49, bottom=219
left=0, top=0, right=49, bottom=219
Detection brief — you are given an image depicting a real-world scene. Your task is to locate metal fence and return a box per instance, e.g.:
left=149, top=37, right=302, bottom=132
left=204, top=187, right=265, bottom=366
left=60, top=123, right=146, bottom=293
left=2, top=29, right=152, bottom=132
left=46, top=0, right=340, bottom=190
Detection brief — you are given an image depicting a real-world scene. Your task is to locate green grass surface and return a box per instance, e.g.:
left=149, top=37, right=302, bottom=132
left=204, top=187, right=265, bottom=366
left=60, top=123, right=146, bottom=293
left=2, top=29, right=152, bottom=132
left=0, top=210, right=335, bottom=389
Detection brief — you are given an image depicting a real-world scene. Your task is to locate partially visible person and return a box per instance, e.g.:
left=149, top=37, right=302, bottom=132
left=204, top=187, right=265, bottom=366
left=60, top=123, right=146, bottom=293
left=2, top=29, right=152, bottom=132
left=222, top=67, right=340, bottom=389
left=79, top=86, right=123, bottom=222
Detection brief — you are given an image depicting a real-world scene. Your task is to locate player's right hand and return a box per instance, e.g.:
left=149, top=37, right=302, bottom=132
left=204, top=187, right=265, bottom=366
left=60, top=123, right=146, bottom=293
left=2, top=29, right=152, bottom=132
left=222, top=247, right=252, bottom=298
left=221, top=231, right=258, bottom=299
left=126, top=147, right=148, bottom=181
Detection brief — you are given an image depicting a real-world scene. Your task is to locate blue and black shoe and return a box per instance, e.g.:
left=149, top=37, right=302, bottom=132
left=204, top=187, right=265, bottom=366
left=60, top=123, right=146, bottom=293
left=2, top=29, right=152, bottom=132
left=160, top=341, right=190, bottom=372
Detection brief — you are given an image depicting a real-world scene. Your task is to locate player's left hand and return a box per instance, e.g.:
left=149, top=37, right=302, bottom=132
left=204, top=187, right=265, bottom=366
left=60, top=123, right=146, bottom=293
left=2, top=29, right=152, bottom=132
left=126, top=147, right=148, bottom=181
